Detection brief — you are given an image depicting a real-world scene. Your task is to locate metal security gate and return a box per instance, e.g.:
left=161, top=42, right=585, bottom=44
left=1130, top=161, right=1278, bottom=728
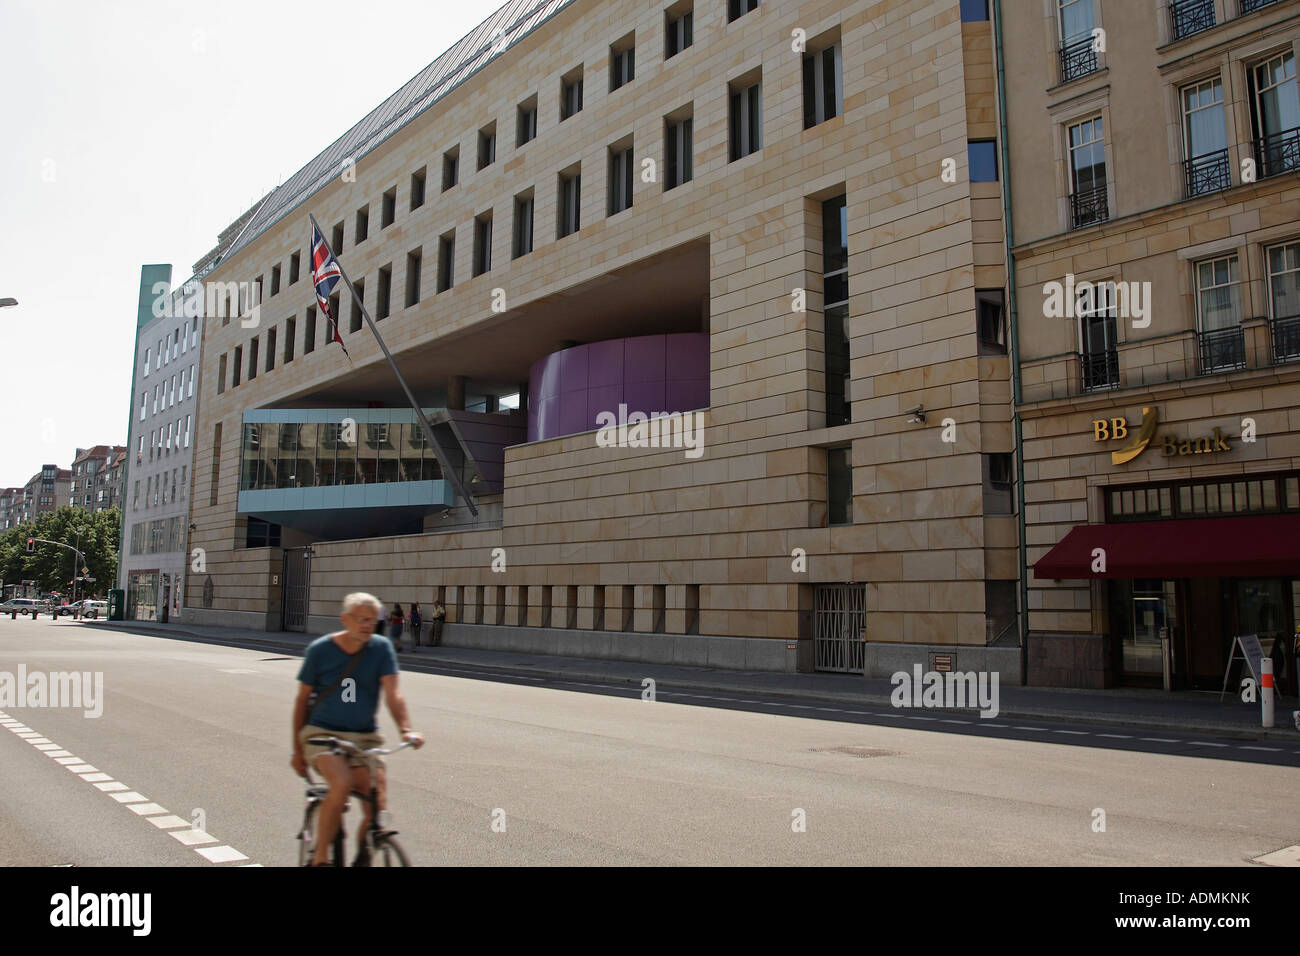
left=282, top=547, right=311, bottom=632
left=814, top=584, right=866, bottom=673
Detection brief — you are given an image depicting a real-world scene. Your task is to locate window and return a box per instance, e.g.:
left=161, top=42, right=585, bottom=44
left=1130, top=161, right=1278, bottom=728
left=728, top=0, right=758, bottom=21
left=802, top=40, right=842, bottom=129
left=376, top=265, right=392, bottom=319
left=210, top=423, right=222, bottom=507
left=285, top=316, right=296, bottom=363
left=822, top=194, right=850, bottom=427
left=1078, top=280, right=1119, bottom=390
left=1196, top=255, right=1245, bottom=372
left=665, top=113, right=693, bottom=189
left=473, top=215, right=493, bottom=276
left=983, top=453, right=1014, bottom=515
left=666, top=6, right=693, bottom=58
left=185, top=415, right=191, bottom=448
left=332, top=221, right=345, bottom=254
left=1170, top=0, right=1215, bottom=40
left=561, top=68, right=584, bottom=120
left=406, top=250, right=422, bottom=307
left=513, top=193, right=534, bottom=259
left=188, top=365, right=194, bottom=397
left=350, top=279, right=365, bottom=333
left=558, top=170, right=581, bottom=238
left=608, top=142, right=634, bottom=215
left=827, top=446, right=851, bottom=525
left=442, top=147, right=459, bottom=190
left=1067, top=116, right=1107, bottom=227
left=1182, top=78, right=1228, bottom=196
left=143, top=347, right=150, bottom=376
left=355, top=204, right=369, bottom=244
left=960, top=0, right=988, bottom=20
left=1249, top=51, right=1300, bottom=178
left=191, top=317, right=198, bottom=348
left=232, top=346, right=243, bottom=387
left=218, top=353, right=227, bottom=393
left=517, top=97, right=538, bottom=147
left=437, top=232, right=455, bottom=292
left=270, top=264, right=281, bottom=296
left=380, top=187, right=397, bottom=229
left=305, top=307, right=317, bottom=355
left=248, top=336, right=259, bottom=380
left=729, top=77, right=762, bottom=160
left=140, top=391, right=147, bottom=421
left=610, top=37, right=635, bottom=91
left=265, top=327, right=276, bottom=372
left=976, top=289, right=1007, bottom=355
left=1267, top=242, right=1300, bottom=363
left=478, top=123, right=497, bottom=170
left=968, top=140, right=998, bottom=181
left=410, top=168, right=426, bottom=210
left=289, top=251, right=301, bottom=284
left=1058, top=0, right=1097, bottom=82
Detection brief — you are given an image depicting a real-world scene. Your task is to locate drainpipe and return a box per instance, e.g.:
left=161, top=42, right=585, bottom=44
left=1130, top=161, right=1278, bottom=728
left=992, top=0, right=1031, bottom=685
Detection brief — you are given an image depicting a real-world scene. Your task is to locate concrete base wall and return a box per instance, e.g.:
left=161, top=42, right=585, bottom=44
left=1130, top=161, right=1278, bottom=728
left=181, top=606, right=280, bottom=632
left=1026, top=632, right=1109, bottom=689
left=864, top=641, right=1024, bottom=684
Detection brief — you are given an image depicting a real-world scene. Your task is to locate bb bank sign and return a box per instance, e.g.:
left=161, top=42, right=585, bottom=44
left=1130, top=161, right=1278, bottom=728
left=1091, top=407, right=1245, bottom=465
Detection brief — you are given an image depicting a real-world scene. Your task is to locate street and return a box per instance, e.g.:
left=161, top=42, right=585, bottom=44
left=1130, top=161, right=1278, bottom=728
left=1, top=616, right=1297, bottom=867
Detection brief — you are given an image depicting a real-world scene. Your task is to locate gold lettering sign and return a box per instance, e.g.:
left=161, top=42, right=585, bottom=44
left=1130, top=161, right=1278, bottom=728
left=1090, top=408, right=1231, bottom=463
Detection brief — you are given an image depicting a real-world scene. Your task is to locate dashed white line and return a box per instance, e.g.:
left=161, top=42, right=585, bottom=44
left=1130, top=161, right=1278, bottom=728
left=95, top=782, right=128, bottom=792
left=109, top=792, right=148, bottom=803
left=1097, top=733, right=1133, bottom=739
left=1053, top=730, right=1088, bottom=736
left=1242, top=745, right=1282, bottom=752
left=79, top=772, right=113, bottom=783
left=197, top=846, right=249, bottom=864
left=148, top=816, right=194, bottom=829
left=126, top=803, right=168, bottom=816
left=1188, top=741, right=1228, bottom=748
left=169, top=829, right=218, bottom=847
left=1140, top=737, right=1178, bottom=743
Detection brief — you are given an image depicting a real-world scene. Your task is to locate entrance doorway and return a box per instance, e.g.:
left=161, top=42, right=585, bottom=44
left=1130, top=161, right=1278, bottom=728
left=814, top=584, right=865, bottom=673
left=282, top=548, right=311, bottom=633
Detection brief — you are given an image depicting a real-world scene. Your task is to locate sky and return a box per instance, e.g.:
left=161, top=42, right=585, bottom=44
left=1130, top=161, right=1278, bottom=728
left=0, top=0, right=507, bottom=489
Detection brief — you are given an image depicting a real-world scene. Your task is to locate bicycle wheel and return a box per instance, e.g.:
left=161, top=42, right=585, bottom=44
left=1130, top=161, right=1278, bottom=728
left=299, top=802, right=345, bottom=866
left=373, top=834, right=410, bottom=867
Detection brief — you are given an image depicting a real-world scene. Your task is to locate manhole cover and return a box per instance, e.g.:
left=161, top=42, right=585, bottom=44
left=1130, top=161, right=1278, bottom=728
left=810, top=745, right=900, bottom=758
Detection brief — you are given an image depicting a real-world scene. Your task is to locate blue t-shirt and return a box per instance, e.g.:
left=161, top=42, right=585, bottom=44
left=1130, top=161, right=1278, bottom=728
left=297, top=634, right=399, bottom=733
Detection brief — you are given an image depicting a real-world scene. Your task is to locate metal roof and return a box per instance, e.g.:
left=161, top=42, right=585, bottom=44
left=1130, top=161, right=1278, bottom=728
left=221, top=0, right=577, bottom=264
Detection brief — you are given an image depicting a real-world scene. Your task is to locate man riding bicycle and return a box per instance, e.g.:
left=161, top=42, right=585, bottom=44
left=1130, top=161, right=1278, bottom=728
left=291, top=592, right=424, bottom=866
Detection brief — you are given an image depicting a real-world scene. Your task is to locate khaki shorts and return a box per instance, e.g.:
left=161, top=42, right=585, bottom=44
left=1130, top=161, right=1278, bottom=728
left=299, top=724, right=385, bottom=770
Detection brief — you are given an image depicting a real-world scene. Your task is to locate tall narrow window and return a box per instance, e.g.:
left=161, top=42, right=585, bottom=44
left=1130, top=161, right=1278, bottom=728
left=442, top=147, right=459, bottom=190
left=1250, top=52, right=1300, bottom=178
left=610, top=37, right=635, bottom=91
left=381, top=187, right=397, bottom=228
left=437, top=232, right=455, bottom=292
left=270, top=265, right=281, bottom=296
left=558, top=170, right=581, bottom=238
left=304, top=307, right=317, bottom=354
left=406, top=250, right=422, bottom=307
left=1058, top=0, right=1097, bottom=82
left=513, top=193, right=534, bottom=258
left=410, top=168, right=426, bottom=210
left=355, top=204, right=369, bottom=243
left=1068, top=116, right=1107, bottom=228
left=376, top=265, right=392, bottom=319
left=666, top=6, right=693, bottom=58
left=802, top=40, right=842, bottom=129
left=332, top=221, right=344, bottom=254
left=1182, top=78, right=1228, bottom=196
left=1078, top=281, right=1118, bottom=391
left=289, top=251, right=301, bottom=284
left=1196, top=255, right=1245, bottom=373
left=728, top=0, right=758, bottom=21
left=976, top=290, right=1007, bottom=355
left=350, top=279, right=365, bottom=333
left=249, top=336, right=260, bottom=379
left=517, top=97, right=538, bottom=147
left=232, top=346, right=242, bottom=387
left=822, top=194, right=850, bottom=427
left=478, top=124, right=497, bottom=170
left=218, top=353, right=227, bottom=393
left=827, top=446, right=851, bottom=525
left=285, top=317, right=296, bottom=363
left=473, top=215, right=493, bottom=276
left=608, top=143, right=634, bottom=215
left=561, top=68, right=584, bottom=120
left=729, top=77, right=762, bottom=160
left=266, top=327, right=276, bottom=372
left=665, top=113, right=693, bottom=189
left=1267, top=242, right=1300, bottom=363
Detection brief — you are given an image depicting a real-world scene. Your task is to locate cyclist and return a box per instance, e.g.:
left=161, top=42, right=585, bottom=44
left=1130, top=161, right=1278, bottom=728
left=291, top=592, right=424, bottom=866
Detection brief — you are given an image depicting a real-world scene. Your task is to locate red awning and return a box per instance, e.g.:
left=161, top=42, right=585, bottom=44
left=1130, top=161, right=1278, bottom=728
left=1034, top=514, right=1300, bottom=580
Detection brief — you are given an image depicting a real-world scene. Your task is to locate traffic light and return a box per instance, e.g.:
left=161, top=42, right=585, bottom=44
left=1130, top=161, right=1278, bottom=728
left=25, top=538, right=35, bottom=554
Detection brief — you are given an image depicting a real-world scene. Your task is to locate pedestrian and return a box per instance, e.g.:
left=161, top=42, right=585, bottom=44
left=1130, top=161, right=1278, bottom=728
left=375, top=601, right=387, bottom=637
left=389, top=603, right=405, bottom=652
left=430, top=599, right=446, bottom=646
left=409, top=603, right=422, bottom=651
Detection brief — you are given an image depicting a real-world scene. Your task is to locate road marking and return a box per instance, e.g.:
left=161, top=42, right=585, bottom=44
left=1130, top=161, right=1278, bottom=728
left=148, top=816, right=193, bottom=829
left=1012, top=726, right=1037, bottom=731
left=1253, top=845, right=1300, bottom=867
left=1188, top=741, right=1228, bottom=748
left=1098, top=733, right=1133, bottom=739
left=1241, top=745, right=1282, bottom=752
left=44, top=750, right=73, bottom=758
left=95, top=782, right=128, bottom=792
left=1140, top=737, right=1178, bottom=743
left=79, top=772, right=113, bottom=783
left=109, top=792, right=148, bottom=803
left=34, top=744, right=61, bottom=751
left=15, top=732, right=41, bottom=738
left=126, top=803, right=168, bottom=816
left=941, top=719, right=969, bottom=725
left=169, top=829, right=218, bottom=847
left=65, top=764, right=98, bottom=773
left=1053, top=730, right=1088, bottom=736
left=197, top=846, right=249, bottom=864
left=982, top=723, right=1009, bottom=728
left=26, top=737, right=51, bottom=744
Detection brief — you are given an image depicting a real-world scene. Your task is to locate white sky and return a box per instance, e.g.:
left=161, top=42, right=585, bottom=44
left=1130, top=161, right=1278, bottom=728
left=0, top=0, right=506, bottom=488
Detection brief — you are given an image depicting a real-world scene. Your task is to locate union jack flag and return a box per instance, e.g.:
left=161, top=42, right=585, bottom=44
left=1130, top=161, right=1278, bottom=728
left=310, top=221, right=348, bottom=355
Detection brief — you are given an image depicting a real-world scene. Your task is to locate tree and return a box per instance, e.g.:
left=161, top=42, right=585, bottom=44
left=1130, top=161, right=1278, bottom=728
left=0, top=507, right=120, bottom=597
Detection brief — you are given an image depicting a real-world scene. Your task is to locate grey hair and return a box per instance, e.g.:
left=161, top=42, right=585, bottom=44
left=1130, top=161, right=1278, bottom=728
left=341, top=592, right=382, bottom=615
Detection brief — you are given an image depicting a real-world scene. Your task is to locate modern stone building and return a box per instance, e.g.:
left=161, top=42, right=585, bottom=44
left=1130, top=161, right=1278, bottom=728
left=185, top=0, right=1028, bottom=679
left=1004, top=0, right=1300, bottom=690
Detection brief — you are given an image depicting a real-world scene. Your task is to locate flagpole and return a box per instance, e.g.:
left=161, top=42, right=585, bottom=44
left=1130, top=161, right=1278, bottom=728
left=309, top=213, right=479, bottom=517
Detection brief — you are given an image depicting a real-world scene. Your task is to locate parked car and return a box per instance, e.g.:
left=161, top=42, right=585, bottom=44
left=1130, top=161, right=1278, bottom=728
left=1, top=598, right=45, bottom=617
left=82, top=600, right=108, bottom=619
left=56, top=601, right=85, bottom=617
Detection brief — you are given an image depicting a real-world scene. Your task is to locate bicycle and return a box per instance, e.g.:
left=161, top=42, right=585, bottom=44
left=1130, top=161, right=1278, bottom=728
left=298, top=736, right=413, bottom=866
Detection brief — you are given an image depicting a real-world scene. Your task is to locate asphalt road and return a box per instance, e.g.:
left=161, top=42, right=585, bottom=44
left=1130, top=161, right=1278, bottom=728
left=1, top=616, right=1297, bottom=866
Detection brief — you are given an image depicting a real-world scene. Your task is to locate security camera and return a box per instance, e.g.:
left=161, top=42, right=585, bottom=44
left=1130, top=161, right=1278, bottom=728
left=905, top=403, right=926, bottom=424
left=905, top=404, right=924, bottom=415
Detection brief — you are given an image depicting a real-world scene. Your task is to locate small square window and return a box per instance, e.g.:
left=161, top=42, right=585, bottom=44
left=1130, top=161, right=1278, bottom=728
left=969, top=140, right=998, bottom=182
left=960, top=0, right=989, bottom=21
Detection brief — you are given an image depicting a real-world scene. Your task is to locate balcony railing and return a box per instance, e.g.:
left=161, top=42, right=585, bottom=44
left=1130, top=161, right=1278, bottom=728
left=1171, top=0, right=1216, bottom=38
left=1059, top=36, right=1098, bottom=84
left=1271, top=313, right=1300, bottom=364
left=1080, top=349, right=1120, bottom=392
left=1185, top=149, right=1232, bottom=197
left=1253, top=127, right=1300, bottom=179
left=1198, top=325, right=1246, bottom=373
left=1239, top=0, right=1282, bottom=13
left=1069, top=183, right=1109, bottom=228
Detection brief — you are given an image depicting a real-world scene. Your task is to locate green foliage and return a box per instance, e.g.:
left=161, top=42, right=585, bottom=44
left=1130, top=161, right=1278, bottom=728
left=0, top=507, right=120, bottom=597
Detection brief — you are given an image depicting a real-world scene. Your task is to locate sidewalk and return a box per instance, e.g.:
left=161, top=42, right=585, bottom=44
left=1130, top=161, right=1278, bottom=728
left=87, top=618, right=1300, bottom=741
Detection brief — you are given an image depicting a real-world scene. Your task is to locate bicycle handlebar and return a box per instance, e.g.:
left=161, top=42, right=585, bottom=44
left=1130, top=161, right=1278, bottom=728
left=305, top=735, right=417, bottom=758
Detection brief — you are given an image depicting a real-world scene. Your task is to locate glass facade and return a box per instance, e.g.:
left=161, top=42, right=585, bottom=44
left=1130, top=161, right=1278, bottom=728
left=239, top=421, right=443, bottom=492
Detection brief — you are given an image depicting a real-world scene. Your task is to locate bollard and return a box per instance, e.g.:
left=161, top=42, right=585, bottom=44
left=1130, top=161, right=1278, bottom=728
left=1261, top=657, right=1275, bottom=728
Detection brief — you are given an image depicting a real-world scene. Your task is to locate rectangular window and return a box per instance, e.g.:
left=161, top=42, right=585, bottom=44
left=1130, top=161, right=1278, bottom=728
left=666, top=7, right=693, bottom=58
left=608, top=143, right=634, bottom=215
left=802, top=41, right=842, bottom=129
left=1182, top=78, right=1229, bottom=196
left=473, top=215, right=493, bottom=276
left=185, top=415, right=191, bottom=448
left=442, top=147, right=459, bottom=190
left=517, top=98, right=538, bottom=146
left=437, top=233, right=455, bottom=292
left=960, top=0, right=989, bottom=20
left=406, top=250, right=422, bottom=307
left=561, top=69, right=584, bottom=120
left=822, top=194, right=850, bottom=427
left=265, top=327, right=276, bottom=372
left=143, top=347, right=150, bottom=376
left=378, top=188, right=396, bottom=229
left=188, top=364, right=194, bottom=397
left=232, top=347, right=242, bottom=387
left=270, top=264, right=281, bottom=296
left=1058, top=0, right=1097, bottom=82
left=983, top=453, right=1014, bottom=515
left=1250, top=51, right=1300, bottom=178
left=249, top=336, right=260, bottom=380
left=304, top=307, right=317, bottom=355
left=210, top=422, right=222, bottom=507
left=140, top=391, right=147, bottom=420
left=558, top=170, right=581, bottom=238
left=285, top=316, right=296, bottom=363
left=355, top=204, right=369, bottom=244
left=289, top=251, right=300, bottom=284
left=1196, top=255, right=1245, bottom=372
left=478, top=124, right=497, bottom=170
left=1266, top=242, right=1300, bottom=363
left=513, top=193, right=534, bottom=258
left=350, top=279, right=365, bottom=333
left=729, top=78, right=762, bottom=160
left=976, top=289, right=1007, bottom=355
left=1068, top=116, right=1107, bottom=228
left=610, top=39, right=635, bottom=91
left=665, top=114, right=693, bottom=190
left=376, top=265, right=392, bottom=319
left=968, top=140, right=998, bottom=181
left=218, top=353, right=227, bottom=393
left=728, top=0, right=758, bottom=21
left=332, top=221, right=345, bottom=254
left=828, top=446, right=851, bottom=525
left=410, top=167, right=426, bottom=210
left=1078, top=281, right=1118, bottom=391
